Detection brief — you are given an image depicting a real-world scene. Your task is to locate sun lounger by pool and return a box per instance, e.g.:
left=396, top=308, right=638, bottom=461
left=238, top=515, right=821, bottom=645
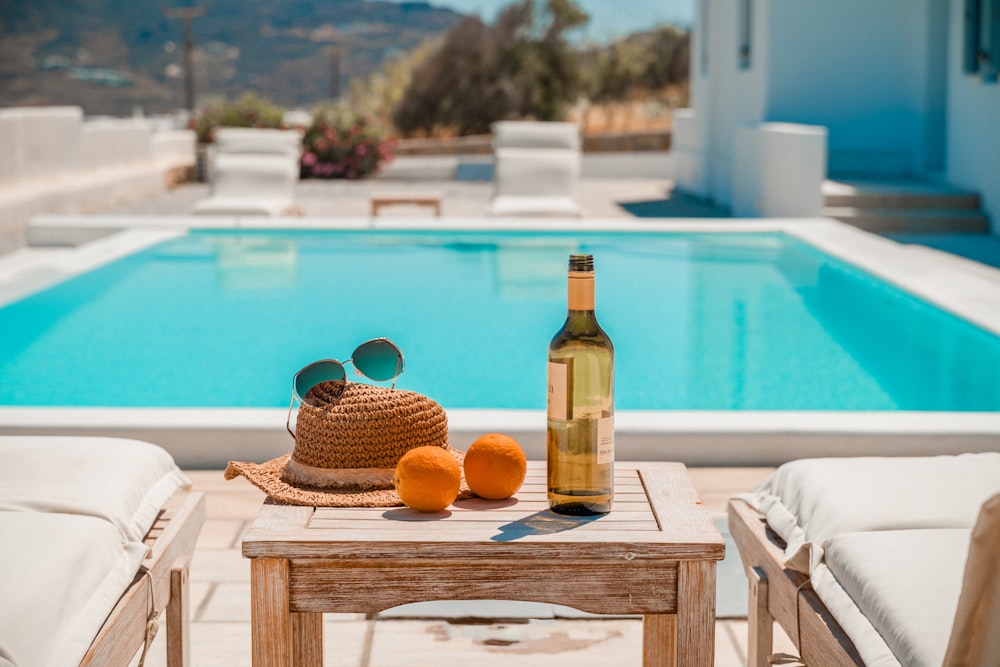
left=193, top=128, right=302, bottom=217
left=0, top=436, right=204, bottom=667
left=212, top=127, right=301, bottom=160
left=728, top=453, right=1000, bottom=666
left=486, top=121, right=583, bottom=218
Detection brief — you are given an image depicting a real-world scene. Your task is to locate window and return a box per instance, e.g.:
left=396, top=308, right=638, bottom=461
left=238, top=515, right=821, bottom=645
left=701, top=1, right=710, bottom=75
left=739, top=0, right=753, bottom=70
left=964, top=0, right=1000, bottom=82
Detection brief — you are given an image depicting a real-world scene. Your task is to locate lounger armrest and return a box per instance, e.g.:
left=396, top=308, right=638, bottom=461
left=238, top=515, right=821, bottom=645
left=79, top=490, right=206, bottom=667
left=728, top=499, right=864, bottom=666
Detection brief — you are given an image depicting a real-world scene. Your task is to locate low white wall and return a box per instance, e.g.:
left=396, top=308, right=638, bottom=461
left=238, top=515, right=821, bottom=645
left=669, top=108, right=707, bottom=196
left=732, top=122, right=827, bottom=217
left=0, top=106, right=195, bottom=255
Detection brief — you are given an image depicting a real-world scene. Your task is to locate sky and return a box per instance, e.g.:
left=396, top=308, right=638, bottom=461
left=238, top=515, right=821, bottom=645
left=384, top=0, right=694, bottom=42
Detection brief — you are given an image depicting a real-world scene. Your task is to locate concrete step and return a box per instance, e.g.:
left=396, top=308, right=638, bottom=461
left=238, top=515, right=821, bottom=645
left=822, top=179, right=982, bottom=210
left=822, top=206, right=990, bottom=233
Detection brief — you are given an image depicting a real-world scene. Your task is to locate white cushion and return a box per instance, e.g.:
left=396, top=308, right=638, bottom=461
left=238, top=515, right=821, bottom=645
left=0, top=511, right=148, bottom=667
left=487, top=195, right=583, bottom=217
left=738, top=453, right=1000, bottom=573
left=493, top=147, right=580, bottom=197
left=0, top=436, right=190, bottom=543
left=208, top=153, right=298, bottom=199
left=192, top=196, right=292, bottom=217
left=492, top=121, right=579, bottom=150
left=215, top=127, right=301, bottom=157
left=816, top=529, right=969, bottom=667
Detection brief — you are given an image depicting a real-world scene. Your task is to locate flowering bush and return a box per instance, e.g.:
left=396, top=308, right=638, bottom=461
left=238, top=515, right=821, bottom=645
left=191, top=93, right=286, bottom=144
left=300, top=107, right=395, bottom=180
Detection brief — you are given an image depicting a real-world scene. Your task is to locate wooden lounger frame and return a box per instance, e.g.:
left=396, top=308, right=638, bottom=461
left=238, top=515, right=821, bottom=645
left=80, top=489, right=206, bottom=667
left=728, top=498, right=865, bottom=667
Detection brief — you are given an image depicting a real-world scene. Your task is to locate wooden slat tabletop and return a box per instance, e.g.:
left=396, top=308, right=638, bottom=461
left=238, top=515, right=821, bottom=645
left=243, top=461, right=724, bottom=561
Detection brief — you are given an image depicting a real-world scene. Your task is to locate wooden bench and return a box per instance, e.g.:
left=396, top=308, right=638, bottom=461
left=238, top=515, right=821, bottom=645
left=370, top=192, right=442, bottom=217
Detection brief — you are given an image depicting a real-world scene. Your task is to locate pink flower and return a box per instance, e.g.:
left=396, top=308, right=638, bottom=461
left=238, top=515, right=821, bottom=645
left=356, top=144, right=368, bottom=157
left=301, top=152, right=318, bottom=167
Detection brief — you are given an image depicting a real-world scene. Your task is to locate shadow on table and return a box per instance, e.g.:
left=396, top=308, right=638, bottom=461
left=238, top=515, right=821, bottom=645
left=490, top=510, right=604, bottom=542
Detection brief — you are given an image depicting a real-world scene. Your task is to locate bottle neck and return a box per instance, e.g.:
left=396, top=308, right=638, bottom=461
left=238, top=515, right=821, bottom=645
left=567, top=271, right=595, bottom=312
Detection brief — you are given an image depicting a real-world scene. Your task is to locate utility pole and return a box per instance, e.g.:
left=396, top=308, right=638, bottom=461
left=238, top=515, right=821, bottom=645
left=164, top=6, right=206, bottom=113
left=330, top=43, right=341, bottom=101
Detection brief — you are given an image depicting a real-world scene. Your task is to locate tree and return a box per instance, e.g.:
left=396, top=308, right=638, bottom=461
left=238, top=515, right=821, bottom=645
left=393, top=0, right=590, bottom=136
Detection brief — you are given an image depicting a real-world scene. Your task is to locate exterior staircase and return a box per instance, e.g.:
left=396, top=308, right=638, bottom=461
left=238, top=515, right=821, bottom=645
left=822, top=179, right=989, bottom=233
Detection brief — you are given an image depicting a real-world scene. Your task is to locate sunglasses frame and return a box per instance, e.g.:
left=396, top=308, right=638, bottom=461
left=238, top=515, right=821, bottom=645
left=286, top=337, right=405, bottom=437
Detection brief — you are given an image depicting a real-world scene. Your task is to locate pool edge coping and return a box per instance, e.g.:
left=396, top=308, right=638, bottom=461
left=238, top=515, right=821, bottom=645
left=3, top=215, right=1000, bottom=468
left=1, top=406, right=998, bottom=469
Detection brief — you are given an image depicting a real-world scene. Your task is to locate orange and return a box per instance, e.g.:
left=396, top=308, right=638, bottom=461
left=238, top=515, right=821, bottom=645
left=463, top=433, right=527, bottom=500
left=393, top=446, right=462, bottom=512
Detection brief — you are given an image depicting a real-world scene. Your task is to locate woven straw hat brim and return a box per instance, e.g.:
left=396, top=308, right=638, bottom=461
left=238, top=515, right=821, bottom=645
left=224, top=446, right=472, bottom=508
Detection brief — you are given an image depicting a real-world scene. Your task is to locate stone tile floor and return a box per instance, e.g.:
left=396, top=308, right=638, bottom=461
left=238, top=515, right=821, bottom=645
left=136, top=466, right=797, bottom=666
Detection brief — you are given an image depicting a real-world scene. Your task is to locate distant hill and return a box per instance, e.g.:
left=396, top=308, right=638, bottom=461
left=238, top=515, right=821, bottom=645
left=385, top=0, right=695, bottom=41
left=0, top=0, right=464, bottom=116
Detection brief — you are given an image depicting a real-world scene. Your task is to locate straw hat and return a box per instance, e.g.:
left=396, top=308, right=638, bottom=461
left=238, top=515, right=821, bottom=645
left=224, top=382, right=472, bottom=507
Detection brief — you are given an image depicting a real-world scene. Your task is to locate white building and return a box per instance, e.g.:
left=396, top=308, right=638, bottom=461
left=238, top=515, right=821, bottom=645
left=672, top=0, right=999, bottom=233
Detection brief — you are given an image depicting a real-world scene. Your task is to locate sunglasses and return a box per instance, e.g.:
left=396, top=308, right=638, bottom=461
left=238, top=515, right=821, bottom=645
left=287, top=338, right=405, bottom=435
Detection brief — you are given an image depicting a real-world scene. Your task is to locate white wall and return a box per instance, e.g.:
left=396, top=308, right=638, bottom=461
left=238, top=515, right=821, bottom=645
left=674, top=0, right=770, bottom=206
left=766, top=0, right=945, bottom=178
left=947, top=1, right=1000, bottom=233
left=0, top=107, right=195, bottom=254
left=733, top=122, right=827, bottom=217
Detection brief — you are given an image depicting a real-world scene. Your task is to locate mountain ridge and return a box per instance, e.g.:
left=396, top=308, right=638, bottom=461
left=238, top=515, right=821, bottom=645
left=0, top=0, right=464, bottom=116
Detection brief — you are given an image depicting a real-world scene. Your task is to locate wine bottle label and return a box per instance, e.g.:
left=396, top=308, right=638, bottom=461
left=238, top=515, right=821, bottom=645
left=547, top=360, right=569, bottom=420
left=567, top=273, right=595, bottom=310
left=598, top=415, right=614, bottom=464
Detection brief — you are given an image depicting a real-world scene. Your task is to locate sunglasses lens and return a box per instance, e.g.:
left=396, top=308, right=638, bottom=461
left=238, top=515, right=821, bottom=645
left=353, top=339, right=404, bottom=381
left=294, top=360, right=346, bottom=401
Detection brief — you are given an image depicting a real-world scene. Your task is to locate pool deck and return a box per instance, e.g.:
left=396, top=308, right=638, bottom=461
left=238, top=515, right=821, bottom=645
left=3, top=158, right=1000, bottom=665
left=132, top=465, right=796, bottom=667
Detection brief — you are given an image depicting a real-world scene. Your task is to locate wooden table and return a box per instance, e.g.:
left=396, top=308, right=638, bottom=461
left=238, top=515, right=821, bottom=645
left=370, top=192, right=442, bottom=217
left=242, top=461, right=725, bottom=666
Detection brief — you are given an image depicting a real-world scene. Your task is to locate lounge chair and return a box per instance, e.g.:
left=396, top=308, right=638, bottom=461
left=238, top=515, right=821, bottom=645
left=0, top=436, right=204, bottom=667
left=728, top=453, right=1000, bottom=666
left=486, top=121, right=583, bottom=217
left=193, top=127, right=302, bottom=217
left=212, top=127, right=301, bottom=160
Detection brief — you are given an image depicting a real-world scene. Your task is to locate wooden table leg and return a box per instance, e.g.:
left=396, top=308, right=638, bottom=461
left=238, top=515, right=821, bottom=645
left=251, top=558, right=294, bottom=666
left=676, top=560, right=717, bottom=667
left=292, top=612, right=324, bottom=666
left=642, top=614, right=676, bottom=666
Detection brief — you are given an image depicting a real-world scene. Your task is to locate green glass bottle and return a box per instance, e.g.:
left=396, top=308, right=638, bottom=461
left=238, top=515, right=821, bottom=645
left=546, top=253, right=614, bottom=515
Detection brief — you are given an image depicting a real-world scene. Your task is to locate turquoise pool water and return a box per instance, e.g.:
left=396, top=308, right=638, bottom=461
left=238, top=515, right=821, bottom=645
left=2, top=230, right=999, bottom=410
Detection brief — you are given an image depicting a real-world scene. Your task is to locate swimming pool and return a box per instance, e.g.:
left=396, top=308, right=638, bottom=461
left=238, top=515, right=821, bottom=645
left=3, top=226, right=999, bottom=412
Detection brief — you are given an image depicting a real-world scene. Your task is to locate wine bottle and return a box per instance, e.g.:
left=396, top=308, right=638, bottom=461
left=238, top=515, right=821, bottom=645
left=547, top=253, right=614, bottom=515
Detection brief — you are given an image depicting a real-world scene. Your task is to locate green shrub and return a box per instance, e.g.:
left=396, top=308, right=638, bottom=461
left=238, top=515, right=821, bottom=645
left=191, top=92, right=286, bottom=143
left=300, top=107, right=395, bottom=180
